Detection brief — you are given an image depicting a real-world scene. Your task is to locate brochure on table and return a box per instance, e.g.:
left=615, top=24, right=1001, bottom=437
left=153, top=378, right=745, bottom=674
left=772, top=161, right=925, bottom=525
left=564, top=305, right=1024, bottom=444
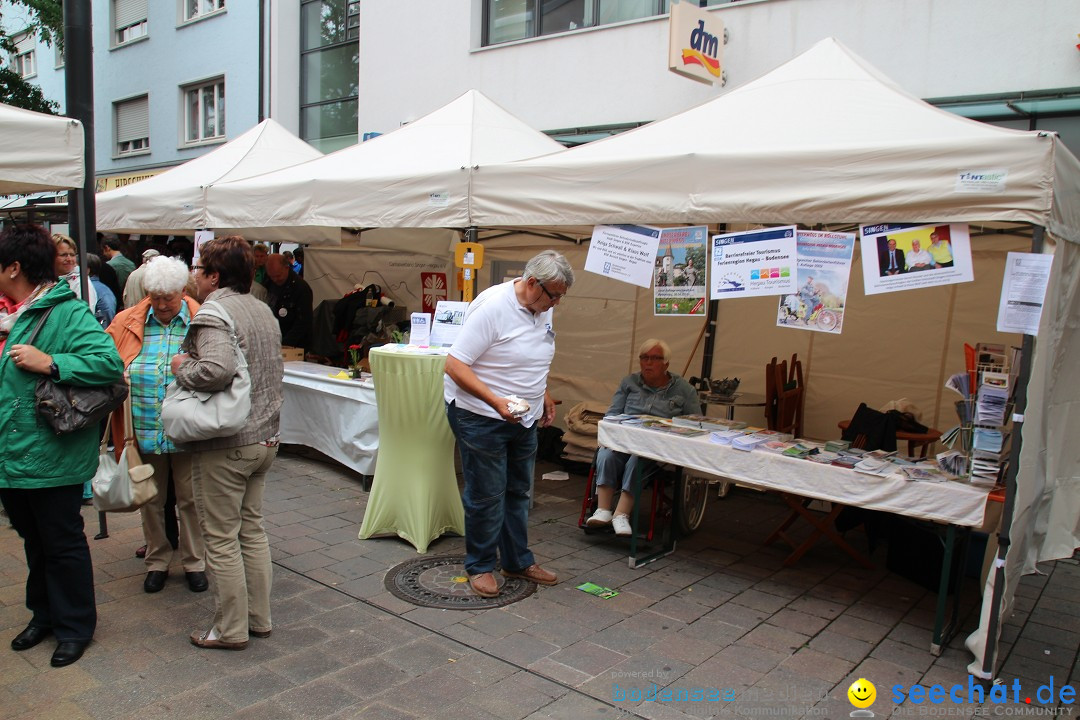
left=410, top=312, right=431, bottom=346
left=429, top=300, right=468, bottom=347
left=653, top=225, right=708, bottom=316
left=776, top=230, right=855, bottom=335
left=860, top=223, right=974, bottom=295
left=996, top=252, right=1052, bottom=335
left=709, top=226, right=798, bottom=300
left=584, top=225, right=662, bottom=288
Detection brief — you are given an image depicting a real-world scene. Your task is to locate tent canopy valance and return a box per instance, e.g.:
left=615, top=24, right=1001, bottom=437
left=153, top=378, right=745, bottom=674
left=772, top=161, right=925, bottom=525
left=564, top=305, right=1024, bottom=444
left=0, top=103, right=84, bottom=195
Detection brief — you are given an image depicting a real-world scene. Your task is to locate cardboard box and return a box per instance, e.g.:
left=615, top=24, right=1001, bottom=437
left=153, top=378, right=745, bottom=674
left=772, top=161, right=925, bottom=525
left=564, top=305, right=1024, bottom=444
left=281, top=346, right=304, bottom=362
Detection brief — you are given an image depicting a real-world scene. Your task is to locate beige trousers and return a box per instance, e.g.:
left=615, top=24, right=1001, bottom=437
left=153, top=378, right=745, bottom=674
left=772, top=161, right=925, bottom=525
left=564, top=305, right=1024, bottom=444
left=141, top=453, right=205, bottom=573
left=190, top=443, right=277, bottom=643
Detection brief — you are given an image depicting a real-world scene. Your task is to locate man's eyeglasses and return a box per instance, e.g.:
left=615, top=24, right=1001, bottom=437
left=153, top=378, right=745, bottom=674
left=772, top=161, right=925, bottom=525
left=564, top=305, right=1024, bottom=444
left=538, top=282, right=565, bottom=301
left=638, top=354, right=665, bottom=363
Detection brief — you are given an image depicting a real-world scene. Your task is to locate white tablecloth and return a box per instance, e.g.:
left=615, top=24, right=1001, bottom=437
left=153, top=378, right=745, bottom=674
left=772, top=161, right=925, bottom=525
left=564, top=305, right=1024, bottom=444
left=598, top=421, right=990, bottom=527
left=280, top=361, right=378, bottom=475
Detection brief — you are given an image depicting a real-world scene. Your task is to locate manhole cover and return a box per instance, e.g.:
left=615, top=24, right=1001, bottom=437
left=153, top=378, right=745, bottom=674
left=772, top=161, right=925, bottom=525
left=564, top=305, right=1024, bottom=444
left=384, top=554, right=536, bottom=609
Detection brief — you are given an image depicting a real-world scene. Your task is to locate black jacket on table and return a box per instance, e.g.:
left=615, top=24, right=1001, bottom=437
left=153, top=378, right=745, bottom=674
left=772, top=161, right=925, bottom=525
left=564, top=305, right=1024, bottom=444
left=263, top=270, right=313, bottom=349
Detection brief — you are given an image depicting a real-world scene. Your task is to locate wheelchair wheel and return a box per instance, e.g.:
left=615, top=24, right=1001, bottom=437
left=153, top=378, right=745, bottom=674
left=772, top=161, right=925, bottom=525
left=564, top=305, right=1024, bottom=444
left=673, top=473, right=709, bottom=536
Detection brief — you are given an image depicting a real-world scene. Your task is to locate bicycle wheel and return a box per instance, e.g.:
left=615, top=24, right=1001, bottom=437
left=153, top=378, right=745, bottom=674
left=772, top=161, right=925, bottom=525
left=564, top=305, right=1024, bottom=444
left=673, top=472, right=709, bottom=536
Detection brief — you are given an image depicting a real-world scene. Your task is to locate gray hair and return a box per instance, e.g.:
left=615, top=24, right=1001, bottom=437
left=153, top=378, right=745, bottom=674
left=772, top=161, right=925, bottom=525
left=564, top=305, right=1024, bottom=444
left=522, top=250, right=575, bottom=288
left=637, top=338, right=671, bottom=362
left=142, top=255, right=190, bottom=295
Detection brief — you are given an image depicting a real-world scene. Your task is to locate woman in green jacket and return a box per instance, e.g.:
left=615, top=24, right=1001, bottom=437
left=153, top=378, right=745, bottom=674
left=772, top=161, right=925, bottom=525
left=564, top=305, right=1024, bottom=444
left=0, top=224, right=124, bottom=668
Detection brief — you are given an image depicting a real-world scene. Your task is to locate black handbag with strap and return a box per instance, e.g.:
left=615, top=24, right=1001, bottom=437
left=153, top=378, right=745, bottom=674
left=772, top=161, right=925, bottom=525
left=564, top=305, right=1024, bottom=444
left=24, top=306, right=128, bottom=435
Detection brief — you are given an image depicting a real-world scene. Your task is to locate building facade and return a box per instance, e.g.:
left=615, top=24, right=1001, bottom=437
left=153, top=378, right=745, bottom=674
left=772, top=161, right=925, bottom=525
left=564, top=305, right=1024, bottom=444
left=354, top=0, right=1080, bottom=155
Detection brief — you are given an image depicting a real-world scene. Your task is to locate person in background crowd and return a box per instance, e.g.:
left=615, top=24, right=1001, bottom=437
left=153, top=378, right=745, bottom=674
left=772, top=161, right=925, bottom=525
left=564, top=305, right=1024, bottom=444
left=106, top=256, right=207, bottom=596
left=122, top=248, right=162, bottom=308
left=85, top=254, right=117, bottom=329
left=101, top=239, right=135, bottom=291
left=0, top=224, right=124, bottom=668
left=93, top=236, right=124, bottom=311
left=586, top=339, right=700, bottom=536
left=172, top=236, right=283, bottom=650
left=52, top=234, right=97, bottom=310
left=263, top=253, right=313, bottom=350
left=291, top=248, right=304, bottom=276
left=252, top=243, right=269, bottom=285
left=443, top=249, right=573, bottom=598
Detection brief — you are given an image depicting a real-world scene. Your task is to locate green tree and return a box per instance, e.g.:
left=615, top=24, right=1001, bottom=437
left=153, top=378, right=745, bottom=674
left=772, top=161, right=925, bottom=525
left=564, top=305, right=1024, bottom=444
left=1, top=0, right=63, bottom=113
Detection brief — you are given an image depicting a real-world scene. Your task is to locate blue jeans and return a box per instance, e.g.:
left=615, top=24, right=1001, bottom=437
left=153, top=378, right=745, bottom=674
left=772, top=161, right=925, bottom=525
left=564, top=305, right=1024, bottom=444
left=595, top=448, right=640, bottom=492
left=446, top=401, right=537, bottom=576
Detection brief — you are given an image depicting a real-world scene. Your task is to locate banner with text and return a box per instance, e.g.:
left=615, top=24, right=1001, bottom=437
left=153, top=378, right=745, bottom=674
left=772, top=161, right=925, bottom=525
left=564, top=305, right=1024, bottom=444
left=586, top=225, right=663, bottom=288
left=710, top=226, right=797, bottom=300
left=654, top=225, right=708, bottom=316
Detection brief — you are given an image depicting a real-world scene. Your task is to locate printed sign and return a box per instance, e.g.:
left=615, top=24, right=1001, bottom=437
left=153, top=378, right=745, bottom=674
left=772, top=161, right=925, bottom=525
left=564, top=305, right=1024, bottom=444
left=709, top=226, right=798, bottom=300
left=654, top=226, right=708, bottom=316
left=586, top=225, right=663, bottom=288
left=776, top=230, right=855, bottom=334
left=860, top=223, right=974, bottom=295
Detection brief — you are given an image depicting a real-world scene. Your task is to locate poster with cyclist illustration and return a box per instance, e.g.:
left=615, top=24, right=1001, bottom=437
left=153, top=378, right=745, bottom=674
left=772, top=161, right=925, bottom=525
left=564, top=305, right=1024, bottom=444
left=776, top=230, right=855, bottom=334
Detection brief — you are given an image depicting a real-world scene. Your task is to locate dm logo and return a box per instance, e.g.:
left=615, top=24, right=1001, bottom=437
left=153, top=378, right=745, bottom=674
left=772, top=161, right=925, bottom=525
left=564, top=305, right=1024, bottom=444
left=682, top=20, right=721, bottom=77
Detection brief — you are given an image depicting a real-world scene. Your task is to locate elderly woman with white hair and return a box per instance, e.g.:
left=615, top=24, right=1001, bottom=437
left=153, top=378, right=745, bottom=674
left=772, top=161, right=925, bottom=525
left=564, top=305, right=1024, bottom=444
left=586, top=338, right=700, bottom=536
left=106, top=256, right=208, bottom=595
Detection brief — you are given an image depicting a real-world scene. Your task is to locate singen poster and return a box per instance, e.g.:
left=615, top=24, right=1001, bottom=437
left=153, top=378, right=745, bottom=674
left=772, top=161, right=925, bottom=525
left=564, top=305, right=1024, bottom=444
left=709, top=226, right=797, bottom=300
left=776, top=230, right=855, bottom=334
left=860, top=223, right=974, bottom=295
left=654, top=225, right=708, bottom=316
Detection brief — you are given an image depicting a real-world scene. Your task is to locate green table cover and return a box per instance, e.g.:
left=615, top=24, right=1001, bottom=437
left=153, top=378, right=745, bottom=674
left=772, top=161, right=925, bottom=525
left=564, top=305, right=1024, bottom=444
left=358, top=347, right=464, bottom=552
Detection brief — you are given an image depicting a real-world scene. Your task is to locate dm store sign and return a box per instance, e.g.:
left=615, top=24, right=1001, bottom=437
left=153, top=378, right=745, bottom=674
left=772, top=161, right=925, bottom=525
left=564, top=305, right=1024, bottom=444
left=668, top=0, right=725, bottom=85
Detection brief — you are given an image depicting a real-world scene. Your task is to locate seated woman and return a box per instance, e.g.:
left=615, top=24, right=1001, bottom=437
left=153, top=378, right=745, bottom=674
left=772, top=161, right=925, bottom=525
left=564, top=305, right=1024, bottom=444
left=586, top=338, right=700, bottom=536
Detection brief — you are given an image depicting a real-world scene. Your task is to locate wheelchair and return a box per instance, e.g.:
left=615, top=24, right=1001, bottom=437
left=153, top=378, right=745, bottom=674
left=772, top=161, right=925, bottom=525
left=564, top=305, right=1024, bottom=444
left=577, top=452, right=709, bottom=540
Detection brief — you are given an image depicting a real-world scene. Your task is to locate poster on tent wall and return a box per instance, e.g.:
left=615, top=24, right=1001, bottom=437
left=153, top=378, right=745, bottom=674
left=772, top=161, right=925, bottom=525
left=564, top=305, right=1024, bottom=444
left=859, top=223, right=974, bottom=296
left=709, top=226, right=797, bottom=300
left=585, top=225, right=662, bottom=288
left=997, top=252, right=1053, bottom=335
left=654, top=226, right=708, bottom=316
left=776, top=230, right=855, bottom=334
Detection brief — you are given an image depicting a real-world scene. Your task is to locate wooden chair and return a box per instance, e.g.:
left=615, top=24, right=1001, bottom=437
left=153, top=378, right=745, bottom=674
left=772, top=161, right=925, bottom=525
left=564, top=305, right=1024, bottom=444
left=766, top=353, right=804, bottom=437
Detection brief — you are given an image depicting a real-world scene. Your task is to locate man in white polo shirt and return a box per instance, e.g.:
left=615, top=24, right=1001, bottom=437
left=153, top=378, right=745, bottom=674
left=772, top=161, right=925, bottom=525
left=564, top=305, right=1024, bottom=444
left=444, top=250, right=575, bottom=598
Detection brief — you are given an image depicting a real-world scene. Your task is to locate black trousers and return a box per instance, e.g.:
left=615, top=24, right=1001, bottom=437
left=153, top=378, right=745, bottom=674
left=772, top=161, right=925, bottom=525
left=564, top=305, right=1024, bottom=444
left=0, top=484, right=96, bottom=642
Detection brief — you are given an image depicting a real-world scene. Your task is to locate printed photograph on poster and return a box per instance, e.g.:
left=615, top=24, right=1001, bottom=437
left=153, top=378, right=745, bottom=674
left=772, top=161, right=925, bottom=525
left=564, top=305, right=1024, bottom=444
left=710, top=226, right=798, bottom=300
left=860, top=223, right=974, bottom=296
left=776, top=230, right=855, bottom=334
left=997, top=252, right=1053, bottom=335
left=654, top=225, right=708, bottom=316
left=585, top=225, right=663, bottom=288
left=429, top=300, right=469, bottom=347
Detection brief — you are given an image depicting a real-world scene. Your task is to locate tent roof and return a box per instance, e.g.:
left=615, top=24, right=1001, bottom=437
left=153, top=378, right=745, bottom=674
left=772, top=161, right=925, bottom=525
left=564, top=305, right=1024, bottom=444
left=95, top=118, right=337, bottom=244
left=470, top=38, right=1080, bottom=243
left=207, top=89, right=566, bottom=230
left=0, top=103, right=84, bottom=195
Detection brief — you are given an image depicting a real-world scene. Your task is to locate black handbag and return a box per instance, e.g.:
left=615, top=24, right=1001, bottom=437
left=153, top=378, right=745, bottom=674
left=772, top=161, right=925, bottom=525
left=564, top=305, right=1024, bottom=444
left=24, top=306, right=128, bottom=435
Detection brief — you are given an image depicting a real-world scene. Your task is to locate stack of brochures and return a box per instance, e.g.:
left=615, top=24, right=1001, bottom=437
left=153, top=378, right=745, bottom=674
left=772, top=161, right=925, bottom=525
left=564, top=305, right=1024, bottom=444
left=732, top=433, right=773, bottom=452
left=900, top=466, right=950, bottom=483
left=709, top=429, right=745, bottom=445
left=854, top=457, right=896, bottom=477
left=672, top=414, right=747, bottom=432
left=936, top=450, right=969, bottom=477
left=824, top=439, right=850, bottom=453
left=976, top=382, right=1009, bottom=426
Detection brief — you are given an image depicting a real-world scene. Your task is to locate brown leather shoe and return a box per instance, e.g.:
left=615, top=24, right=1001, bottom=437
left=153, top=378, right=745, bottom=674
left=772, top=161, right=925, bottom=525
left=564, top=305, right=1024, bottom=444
left=468, top=572, right=499, bottom=598
left=502, top=564, right=558, bottom=586
left=249, top=628, right=272, bottom=639
left=189, top=630, right=247, bottom=651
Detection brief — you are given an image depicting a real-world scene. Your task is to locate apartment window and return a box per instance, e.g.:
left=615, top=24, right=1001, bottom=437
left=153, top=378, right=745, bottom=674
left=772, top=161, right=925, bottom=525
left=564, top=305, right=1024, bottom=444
left=11, top=33, right=36, bottom=78
left=299, top=0, right=360, bottom=152
left=115, top=95, right=150, bottom=156
left=114, top=0, right=149, bottom=46
left=183, top=78, right=225, bottom=144
left=184, top=0, right=226, bottom=23
left=483, top=0, right=736, bottom=46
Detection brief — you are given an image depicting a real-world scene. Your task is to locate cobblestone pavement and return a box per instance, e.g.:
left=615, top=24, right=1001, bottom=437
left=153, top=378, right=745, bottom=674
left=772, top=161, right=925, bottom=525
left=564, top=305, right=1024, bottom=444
left=1, top=450, right=1077, bottom=719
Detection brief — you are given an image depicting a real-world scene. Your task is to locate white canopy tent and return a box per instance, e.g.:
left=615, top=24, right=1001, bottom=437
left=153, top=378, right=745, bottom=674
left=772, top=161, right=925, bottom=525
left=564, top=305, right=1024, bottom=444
left=207, top=89, right=566, bottom=231
left=0, top=102, right=84, bottom=195
left=95, top=118, right=338, bottom=244
left=466, top=38, right=1080, bottom=680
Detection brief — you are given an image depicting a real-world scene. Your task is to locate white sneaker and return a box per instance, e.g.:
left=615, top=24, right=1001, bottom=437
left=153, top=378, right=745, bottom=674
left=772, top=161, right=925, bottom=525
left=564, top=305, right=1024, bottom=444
left=612, top=514, right=632, bottom=537
left=586, top=508, right=613, bottom=527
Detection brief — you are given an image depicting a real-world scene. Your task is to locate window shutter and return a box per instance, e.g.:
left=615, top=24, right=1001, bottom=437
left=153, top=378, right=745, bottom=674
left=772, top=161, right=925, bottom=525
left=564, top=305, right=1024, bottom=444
left=14, top=34, right=34, bottom=54
left=116, top=96, right=149, bottom=142
left=114, top=0, right=147, bottom=29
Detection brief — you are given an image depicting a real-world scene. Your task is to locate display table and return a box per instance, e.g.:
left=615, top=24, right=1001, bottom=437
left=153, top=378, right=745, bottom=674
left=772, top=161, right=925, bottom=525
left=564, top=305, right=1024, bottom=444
left=598, top=420, right=992, bottom=653
left=280, top=361, right=378, bottom=476
left=358, top=346, right=464, bottom=552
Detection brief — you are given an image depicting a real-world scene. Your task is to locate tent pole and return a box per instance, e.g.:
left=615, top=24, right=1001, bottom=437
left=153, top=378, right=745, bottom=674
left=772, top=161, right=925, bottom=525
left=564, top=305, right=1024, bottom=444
left=979, top=223, right=1044, bottom=682
left=699, top=224, right=724, bottom=383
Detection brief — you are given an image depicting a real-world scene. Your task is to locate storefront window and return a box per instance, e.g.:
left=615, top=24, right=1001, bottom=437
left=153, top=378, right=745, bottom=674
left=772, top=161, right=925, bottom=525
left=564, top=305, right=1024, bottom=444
left=484, top=0, right=672, bottom=46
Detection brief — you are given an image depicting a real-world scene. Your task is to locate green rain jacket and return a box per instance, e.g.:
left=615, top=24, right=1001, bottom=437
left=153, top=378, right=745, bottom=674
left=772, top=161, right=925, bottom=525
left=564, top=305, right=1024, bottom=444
left=0, top=281, right=124, bottom=489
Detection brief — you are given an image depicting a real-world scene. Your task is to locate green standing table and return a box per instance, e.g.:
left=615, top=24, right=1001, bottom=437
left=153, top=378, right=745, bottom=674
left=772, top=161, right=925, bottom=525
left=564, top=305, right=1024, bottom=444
left=358, top=346, right=464, bottom=552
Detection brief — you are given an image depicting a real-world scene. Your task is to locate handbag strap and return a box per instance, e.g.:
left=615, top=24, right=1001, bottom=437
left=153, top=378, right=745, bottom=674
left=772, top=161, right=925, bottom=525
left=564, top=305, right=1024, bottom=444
left=24, top=305, right=55, bottom=347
